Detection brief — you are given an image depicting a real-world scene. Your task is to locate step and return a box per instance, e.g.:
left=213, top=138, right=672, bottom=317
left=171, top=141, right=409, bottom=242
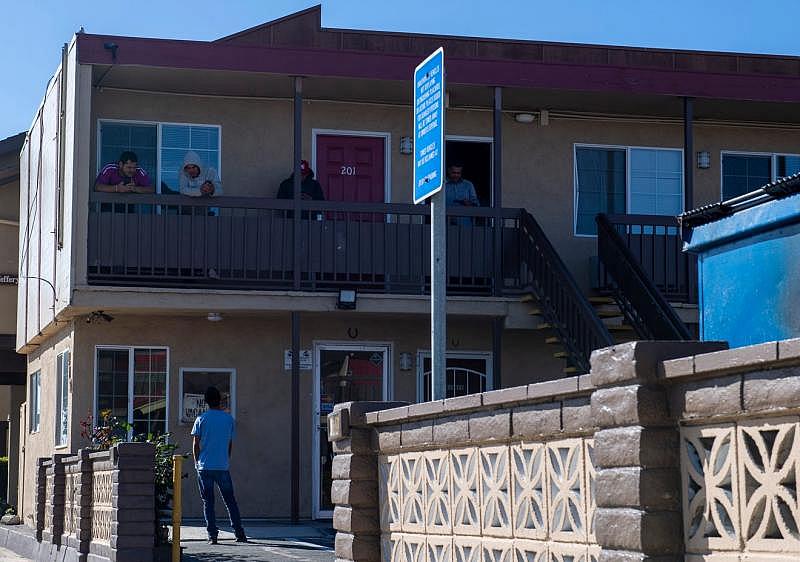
left=527, top=308, right=542, bottom=316
left=607, top=324, right=635, bottom=332
left=545, top=336, right=561, bottom=345
left=596, top=309, right=623, bottom=318
left=537, top=322, right=561, bottom=330
left=588, top=296, right=616, bottom=304
left=553, top=351, right=569, bottom=359
left=562, top=366, right=579, bottom=374
left=520, top=293, right=538, bottom=303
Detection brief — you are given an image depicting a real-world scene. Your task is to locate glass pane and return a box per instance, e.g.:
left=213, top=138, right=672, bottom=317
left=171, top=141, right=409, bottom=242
left=630, top=149, right=683, bottom=216
left=776, top=155, right=800, bottom=179
left=180, top=370, right=233, bottom=424
left=160, top=125, right=220, bottom=194
left=132, top=349, right=168, bottom=436
left=575, top=147, right=626, bottom=234
left=722, top=154, right=771, bottom=199
left=99, top=122, right=157, bottom=181
left=421, top=355, right=489, bottom=402
left=96, top=349, right=130, bottom=424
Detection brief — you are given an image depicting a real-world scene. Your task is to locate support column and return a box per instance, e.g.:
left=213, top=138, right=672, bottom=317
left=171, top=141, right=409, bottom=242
left=492, top=316, right=503, bottom=389
left=74, top=449, right=92, bottom=557
left=35, top=458, right=47, bottom=542
left=492, top=86, right=503, bottom=296
left=110, top=442, right=156, bottom=562
left=290, top=311, right=300, bottom=523
left=293, top=76, right=303, bottom=291
left=683, top=97, right=694, bottom=211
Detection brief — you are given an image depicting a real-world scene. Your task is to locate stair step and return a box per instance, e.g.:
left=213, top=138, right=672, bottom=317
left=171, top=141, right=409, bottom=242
left=537, top=322, right=558, bottom=330
left=607, top=324, right=635, bottom=332
left=553, top=351, right=569, bottom=359
left=545, top=336, right=561, bottom=345
left=520, top=293, right=537, bottom=303
left=596, top=309, right=623, bottom=318
left=563, top=366, right=579, bottom=374
left=527, top=308, right=542, bottom=316
left=589, top=296, right=616, bottom=304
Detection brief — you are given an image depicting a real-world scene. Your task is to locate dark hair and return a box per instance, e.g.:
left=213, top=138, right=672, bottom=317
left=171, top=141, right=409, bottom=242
left=447, top=161, right=464, bottom=170
left=118, top=151, right=139, bottom=165
left=204, top=386, right=221, bottom=408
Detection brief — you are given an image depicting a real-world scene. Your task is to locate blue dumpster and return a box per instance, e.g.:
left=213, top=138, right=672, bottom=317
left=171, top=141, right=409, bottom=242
left=682, top=175, right=800, bottom=348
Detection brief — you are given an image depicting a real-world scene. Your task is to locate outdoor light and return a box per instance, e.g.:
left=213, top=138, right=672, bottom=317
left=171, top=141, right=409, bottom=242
left=514, top=113, right=535, bottom=124
left=399, top=352, right=413, bottom=371
left=399, top=136, right=413, bottom=155
left=697, top=151, right=711, bottom=169
left=336, top=289, right=357, bottom=310
left=207, top=312, right=223, bottom=322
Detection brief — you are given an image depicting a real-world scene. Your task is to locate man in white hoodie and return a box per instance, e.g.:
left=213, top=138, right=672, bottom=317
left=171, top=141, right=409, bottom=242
left=179, top=151, right=223, bottom=197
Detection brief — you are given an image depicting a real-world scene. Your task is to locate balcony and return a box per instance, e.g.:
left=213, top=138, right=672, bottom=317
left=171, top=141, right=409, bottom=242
left=87, top=193, right=525, bottom=296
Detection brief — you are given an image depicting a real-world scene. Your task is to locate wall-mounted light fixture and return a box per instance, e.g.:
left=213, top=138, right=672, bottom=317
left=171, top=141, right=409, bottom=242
left=697, top=151, right=711, bottom=169
left=399, top=136, right=413, bottom=155
left=337, top=289, right=357, bottom=310
left=399, top=352, right=413, bottom=371
left=514, top=113, right=535, bottom=124
left=207, top=312, right=223, bottom=322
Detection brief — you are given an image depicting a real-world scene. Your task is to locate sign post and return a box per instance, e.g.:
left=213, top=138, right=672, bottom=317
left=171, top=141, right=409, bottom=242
left=414, top=48, right=446, bottom=400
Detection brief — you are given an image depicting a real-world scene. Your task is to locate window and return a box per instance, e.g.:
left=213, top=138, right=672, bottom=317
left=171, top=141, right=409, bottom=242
left=56, top=351, right=70, bottom=447
left=722, top=152, right=800, bottom=200
left=179, top=369, right=235, bottom=424
left=95, top=347, right=168, bottom=436
left=574, top=145, right=684, bottom=235
left=29, top=371, right=41, bottom=433
left=97, top=121, right=221, bottom=194
left=417, top=352, right=492, bottom=402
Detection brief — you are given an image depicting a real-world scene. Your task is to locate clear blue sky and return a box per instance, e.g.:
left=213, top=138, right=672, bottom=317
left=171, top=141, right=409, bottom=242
left=2, top=0, right=800, bottom=139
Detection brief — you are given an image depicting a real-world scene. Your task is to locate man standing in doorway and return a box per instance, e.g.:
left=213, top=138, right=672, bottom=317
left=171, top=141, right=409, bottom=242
left=192, top=387, right=247, bottom=545
left=445, top=162, right=479, bottom=226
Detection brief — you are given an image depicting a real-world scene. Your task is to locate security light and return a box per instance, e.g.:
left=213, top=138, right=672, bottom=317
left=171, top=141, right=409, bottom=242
left=336, top=289, right=357, bottom=310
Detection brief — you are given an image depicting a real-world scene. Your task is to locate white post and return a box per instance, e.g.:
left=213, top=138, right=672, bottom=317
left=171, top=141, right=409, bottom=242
left=431, top=189, right=447, bottom=400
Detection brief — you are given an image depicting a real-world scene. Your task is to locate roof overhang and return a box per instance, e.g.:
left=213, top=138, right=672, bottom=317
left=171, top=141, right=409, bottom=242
left=78, top=33, right=800, bottom=104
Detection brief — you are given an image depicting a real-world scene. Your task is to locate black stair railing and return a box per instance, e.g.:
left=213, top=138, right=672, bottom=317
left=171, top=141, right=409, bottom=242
left=596, top=213, right=692, bottom=340
left=518, top=210, right=613, bottom=373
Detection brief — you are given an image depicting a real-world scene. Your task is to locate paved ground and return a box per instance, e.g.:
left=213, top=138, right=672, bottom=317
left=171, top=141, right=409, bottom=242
left=179, top=520, right=335, bottom=562
left=0, top=546, right=31, bottom=561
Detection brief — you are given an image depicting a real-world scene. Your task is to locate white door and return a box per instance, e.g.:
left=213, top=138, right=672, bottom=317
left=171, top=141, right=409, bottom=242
left=313, top=343, right=391, bottom=519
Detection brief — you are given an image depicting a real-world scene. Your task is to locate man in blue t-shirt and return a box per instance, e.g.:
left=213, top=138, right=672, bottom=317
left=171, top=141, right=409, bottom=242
left=191, top=387, right=247, bottom=544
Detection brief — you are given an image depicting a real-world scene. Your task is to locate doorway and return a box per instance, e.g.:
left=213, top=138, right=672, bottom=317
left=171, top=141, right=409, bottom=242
left=445, top=137, right=493, bottom=206
left=312, top=342, right=392, bottom=519
left=312, top=131, right=390, bottom=203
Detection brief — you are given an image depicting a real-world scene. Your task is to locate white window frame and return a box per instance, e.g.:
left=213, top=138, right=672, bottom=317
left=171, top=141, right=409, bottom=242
left=96, top=119, right=223, bottom=194
left=55, top=350, right=70, bottom=448
left=93, top=345, right=171, bottom=435
left=178, top=368, right=237, bottom=425
left=573, top=143, right=685, bottom=238
left=719, top=150, right=800, bottom=200
left=29, top=370, right=41, bottom=434
left=415, top=350, right=493, bottom=403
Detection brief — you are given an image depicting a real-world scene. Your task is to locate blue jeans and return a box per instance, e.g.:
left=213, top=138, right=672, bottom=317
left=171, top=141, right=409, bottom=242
left=196, top=469, right=244, bottom=539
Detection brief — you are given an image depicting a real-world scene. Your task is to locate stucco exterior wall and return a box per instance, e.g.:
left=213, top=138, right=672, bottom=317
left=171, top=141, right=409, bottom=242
left=19, top=323, right=73, bottom=524
left=0, top=178, right=19, bottom=335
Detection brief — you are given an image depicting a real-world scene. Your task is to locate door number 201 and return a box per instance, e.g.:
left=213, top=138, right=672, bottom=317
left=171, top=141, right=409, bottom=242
left=340, top=166, right=357, bottom=176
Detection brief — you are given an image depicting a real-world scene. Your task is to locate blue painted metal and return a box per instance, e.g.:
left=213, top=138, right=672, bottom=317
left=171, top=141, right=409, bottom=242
left=413, top=47, right=445, bottom=204
left=684, top=193, right=800, bottom=347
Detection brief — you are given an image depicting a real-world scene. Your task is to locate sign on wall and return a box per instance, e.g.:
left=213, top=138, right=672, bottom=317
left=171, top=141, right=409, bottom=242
left=182, top=393, right=207, bottom=423
left=284, top=349, right=313, bottom=371
left=0, top=274, right=17, bottom=285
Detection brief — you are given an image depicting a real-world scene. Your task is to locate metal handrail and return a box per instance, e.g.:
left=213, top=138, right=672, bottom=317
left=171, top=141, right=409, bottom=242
left=596, top=213, right=691, bottom=340
left=519, top=210, right=613, bottom=373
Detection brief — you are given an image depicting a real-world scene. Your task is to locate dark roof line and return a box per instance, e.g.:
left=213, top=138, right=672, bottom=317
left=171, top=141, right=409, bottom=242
left=680, top=172, right=800, bottom=228
left=0, top=132, right=25, bottom=157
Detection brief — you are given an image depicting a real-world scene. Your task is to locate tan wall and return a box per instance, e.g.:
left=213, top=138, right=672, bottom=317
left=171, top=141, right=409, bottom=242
left=61, top=311, right=554, bottom=518
left=19, top=323, right=73, bottom=524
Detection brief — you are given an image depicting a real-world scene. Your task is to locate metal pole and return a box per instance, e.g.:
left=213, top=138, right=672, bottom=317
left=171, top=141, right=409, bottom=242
left=171, top=454, right=183, bottom=562
left=431, top=189, right=447, bottom=400
left=683, top=97, right=694, bottom=212
left=293, top=77, right=303, bottom=291
left=492, top=316, right=503, bottom=389
left=290, top=311, right=300, bottom=523
left=492, top=86, right=503, bottom=296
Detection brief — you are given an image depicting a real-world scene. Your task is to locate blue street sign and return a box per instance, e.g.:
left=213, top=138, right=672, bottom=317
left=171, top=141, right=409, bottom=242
left=413, top=47, right=445, bottom=204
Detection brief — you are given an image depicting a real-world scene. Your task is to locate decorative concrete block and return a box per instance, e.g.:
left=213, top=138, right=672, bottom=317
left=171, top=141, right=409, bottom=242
left=512, top=402, right=560, bottom=440
left=468, top=410, right=510, bottom=443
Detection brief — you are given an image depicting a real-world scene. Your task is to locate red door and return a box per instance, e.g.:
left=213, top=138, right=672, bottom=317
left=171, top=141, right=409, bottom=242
left=315, top=135, right=385, bottom=202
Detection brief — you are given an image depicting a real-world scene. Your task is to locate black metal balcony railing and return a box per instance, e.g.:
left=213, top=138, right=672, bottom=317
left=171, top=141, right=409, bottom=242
left=88, top=194, right=524, bottom=295
left=596, top=213, right=692, bottom=340
left=598, top=214, right=698, bottom=304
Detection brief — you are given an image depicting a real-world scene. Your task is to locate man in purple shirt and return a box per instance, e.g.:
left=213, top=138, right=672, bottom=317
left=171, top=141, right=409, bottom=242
left=94, top=151, right=153, bottom=193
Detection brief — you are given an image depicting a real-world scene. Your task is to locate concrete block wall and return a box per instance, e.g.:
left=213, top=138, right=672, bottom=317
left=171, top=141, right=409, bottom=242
left=329, top=338, right=800, bottom=561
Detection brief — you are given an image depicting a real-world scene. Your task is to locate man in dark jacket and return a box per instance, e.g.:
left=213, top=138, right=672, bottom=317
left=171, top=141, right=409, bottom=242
left=277, top=160, right=325, bottom=200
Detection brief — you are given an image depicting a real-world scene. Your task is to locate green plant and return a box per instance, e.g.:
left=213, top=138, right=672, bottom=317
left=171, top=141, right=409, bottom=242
left=80, top=411, right=178, bottom=545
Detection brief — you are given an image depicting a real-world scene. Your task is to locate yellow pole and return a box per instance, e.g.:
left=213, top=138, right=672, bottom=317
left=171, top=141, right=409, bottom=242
left=172, top=454, right=183, bottom=562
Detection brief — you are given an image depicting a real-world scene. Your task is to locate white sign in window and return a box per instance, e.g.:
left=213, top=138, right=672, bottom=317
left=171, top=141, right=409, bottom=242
left=179, top=369, right=235, bottom=424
